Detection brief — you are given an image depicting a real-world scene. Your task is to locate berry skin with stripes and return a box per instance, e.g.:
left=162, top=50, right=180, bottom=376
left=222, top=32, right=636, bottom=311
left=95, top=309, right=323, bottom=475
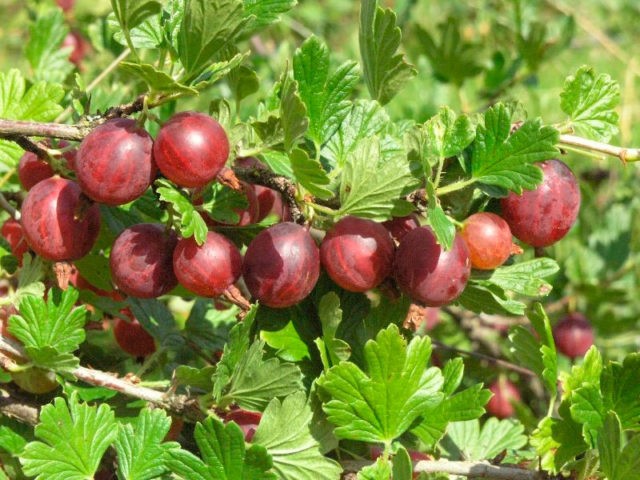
left=320, top=216, right=395, bottom=292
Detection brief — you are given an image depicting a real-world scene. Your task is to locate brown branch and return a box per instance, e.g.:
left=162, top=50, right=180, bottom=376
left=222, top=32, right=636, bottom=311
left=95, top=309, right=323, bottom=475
left=234, top=166, right=304, bottom=223
left=432, top=340, right=536, bottom=377
left=559, top=134, right=640, bottom=163
left=0, top=384, right=40, bottom=426
left=0, top=337, right=205, bottom=423
left=341, top=459, right=546, bottom=479
left=0, top=119, right=89, bottom=141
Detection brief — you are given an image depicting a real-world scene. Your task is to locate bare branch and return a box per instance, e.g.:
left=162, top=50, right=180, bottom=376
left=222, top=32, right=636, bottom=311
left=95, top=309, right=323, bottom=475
left=341, top=459, right=547, bottom=480
left=559, top=134, right=640, bottom=163
left=0, top=120, right=88, bottom=141
left=0, top=336, right=205, bottom=423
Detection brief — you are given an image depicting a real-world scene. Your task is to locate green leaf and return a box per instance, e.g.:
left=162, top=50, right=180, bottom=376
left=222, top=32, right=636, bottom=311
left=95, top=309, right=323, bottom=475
left=415, top=16, right=484, bottom=86
left=478, top=259, right=559, bottom=297
left=425, top=181, right=455, bottom=250
left=456, top=281, right=526, bottom=316
left=530, top=411, right=588, bottom=473
left=167, top=416, right=275, bottom=480
left=562, top=346, right=603, bottom=399
left=200, top=183, right=249, bottom=225
left=471, top=104, right=559, bottom=194
left=0, top=425, right=28, bottom=455
left=212, top=306, right=257, bottom=401
left=318, top=324, right=443, bottom=444
left=0, top=70, right=64, bottom=172
left=20, top=393, right=117, bottom=480
left=616, top=435, right=640, bottom=480
left=220, top=339, right=303, bottom=411
left=155, top=179, right=208, bottom=245
left=25, top=8, right=73, bottom=83
left=359, top=0, right=416, bottom=105
left=253, top=392, right=342, bottom=480
left=8, top=288, right=87, bottom=371
left=177, top=0, right=250, bottom=82
left=560, top=66, right=620, bottom=142
left=392, top=446, right=412, bottom=480
left=601, top=353, right=640, bottom=430
left=120, top=63, right=199, bottom=95
left=597, top=412, right=622, bottom=480
left=337, top=137, right=419, bottom=221
left=127, top=298, right=184, bottom=349
left=111, top=0, right=162, bottom=35
left=316, top=292, right=351, bottom=368
left=115, top=409, right=175, bottom=480
left=570, top=383, right=605, bottom=446
left=10, top=254, right=46, bottom=306
left=358, top=457, right=391, bottom=480
left=243, top=0, right=296, bottom=32
left=289, top=148, right=332, bottom=200
left=109, top=13, right=164, bottom=48
left=183, top=299, right=238, bottom=358
left=420, top=107, right=475, bottom=171
left=280, top=73, right=309, bottom=152
left=293, top=36, right=359, bottom=145
left=442, top=418, right=526, bottom=461
left=323, top=100, right=390, bottom=168
left=229, top=66, right=260, bottom=105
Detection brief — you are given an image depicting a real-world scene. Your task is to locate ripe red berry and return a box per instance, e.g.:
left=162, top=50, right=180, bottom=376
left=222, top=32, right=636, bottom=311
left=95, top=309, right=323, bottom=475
left=225, top=409, right=262, bottom=442
left=76, top=118, right=156, bottom=206
left=553, top=312, right=594, bottom=359
left=113, top=311, right=156, bottom=357
left=460, top=212, right=514, bottom=270
left=21, top=177, right=100, bottom=261
left=173, top=232, right=242, bottom=297
left=56, top=0, right=75, bottom=11
left=153, top=111, right=229, bottom=188
left=18, top=152, right=54, bottom=191
left=253, top=185, right=291, bottom=223
left=500, top=159, right=580, bottom=247
left=486, top=379, right=520, bottom=419
left=320, top=216, right=395, bottom=292
left=62, top=31, right=88, bottom=66
left=394, top=226, right=471, bottom=307
left=1, top=218, right=29, bottom=264
left=382, top=214, right=420, bottom=243
left=110, top=224, right=178, bottom=298
left=243, top=222, right=320, bottom=308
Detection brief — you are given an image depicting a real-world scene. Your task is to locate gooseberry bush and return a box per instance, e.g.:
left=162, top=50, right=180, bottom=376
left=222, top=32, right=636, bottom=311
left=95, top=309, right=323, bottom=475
left=0, top=1, right=638, bottom=479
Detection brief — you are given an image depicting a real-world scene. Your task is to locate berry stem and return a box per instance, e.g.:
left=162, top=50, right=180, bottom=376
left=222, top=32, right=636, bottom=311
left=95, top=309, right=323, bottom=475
left=558, top=134, right=640, bottom=162
left=435, top=178, right=476, bottom=196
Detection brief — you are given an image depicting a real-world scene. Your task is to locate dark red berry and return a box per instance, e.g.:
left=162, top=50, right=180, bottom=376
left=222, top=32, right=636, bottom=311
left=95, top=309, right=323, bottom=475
left=553, top=312, right=594, bottom=359
left=486, top=379, right=520, bottom=419
left=21, top=177, right=100, bottom=261
left=320, top=216, right=394, bottom=292
left=173, top=232, right=242, bottom=297
left=394, top=226, right=471, bottom=307
left=18, top=152, right=54, bottom=191
left=153, top=111, right=229, bottom=188
left=1, top=219, right=29, bottom=264
left=110, top=224, right=178, bottom=298
left=461, top=212, right=514, bottom=270
left=113, top=311, right=156, bottom=357
left=500, top=159, right=580, bottom=247
left=225, top=409, right=262, bottom=442
left=243, top=222, right=320, bottom=308
left=62, top=31, right=88, bottom=66
left=253, top=185, right=291, bottom=222
left=76, top=118, right=156, bottom=206
left=56, top=0, right=75, bottom=11
left=382, top=214, right=420, bottom=243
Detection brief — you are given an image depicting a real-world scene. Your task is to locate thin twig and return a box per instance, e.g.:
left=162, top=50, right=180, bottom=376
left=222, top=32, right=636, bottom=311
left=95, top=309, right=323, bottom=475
left=0, top=120, right=88, bottom=141
left=0, top=192, right=19, bottom=220
left=0, top=337, right=205, bottom=422
left=0, top=384, right=40, bottom=425
left=559, top=134, right=640, bottom=162
left=432, top=340, right=536, bottom=377
left=341, top=459, right=546, bottom=479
